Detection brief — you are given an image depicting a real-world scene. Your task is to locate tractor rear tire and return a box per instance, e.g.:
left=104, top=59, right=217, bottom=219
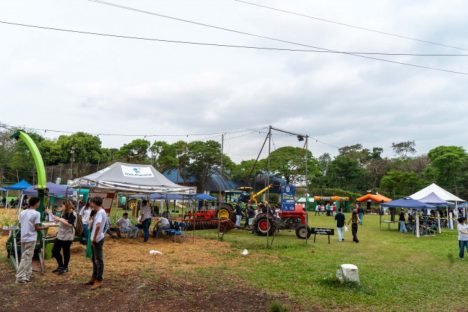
left=217, top=204, right=235, bottom=223
left=295, top=225, right=311, bottom=239
left=254, top=215, right=276, bottom=236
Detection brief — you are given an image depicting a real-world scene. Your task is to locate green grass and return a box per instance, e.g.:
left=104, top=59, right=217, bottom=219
left=193, top=214, right=468, bottom=311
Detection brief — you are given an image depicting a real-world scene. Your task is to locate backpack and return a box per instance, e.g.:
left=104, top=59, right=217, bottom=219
left=74, top=211, right=84, bottom=237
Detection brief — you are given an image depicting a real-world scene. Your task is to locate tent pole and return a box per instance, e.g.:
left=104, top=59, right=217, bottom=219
left=437, top=211, right=441, bottom=234
left=449, top=211, right=453, bottom=230
left=416, top=213, right=420, bottom=238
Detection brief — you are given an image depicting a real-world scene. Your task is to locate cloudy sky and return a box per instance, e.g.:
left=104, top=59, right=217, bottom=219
left=1, top=0, right=467, bottom=162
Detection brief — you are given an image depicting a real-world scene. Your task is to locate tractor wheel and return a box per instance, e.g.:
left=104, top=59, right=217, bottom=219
left=217, top=204, right=235, bottom=222
left=295, top=225, right=311, bottom=239
left=254, top=215, right=276, bottom=236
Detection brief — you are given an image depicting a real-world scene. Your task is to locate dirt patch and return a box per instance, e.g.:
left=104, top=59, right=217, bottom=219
left=0, top=234, right=309, bottom=312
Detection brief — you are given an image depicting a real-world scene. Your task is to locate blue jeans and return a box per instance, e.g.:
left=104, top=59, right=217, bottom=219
left=459, top=240, right=468, bottom=259
left=142, top=218, right=151, bottom=242
left=359, top=213, right=363, bottom=225
left=82, top=224, right=90, bottom=244
left=399, top=221, right=407, bottom=233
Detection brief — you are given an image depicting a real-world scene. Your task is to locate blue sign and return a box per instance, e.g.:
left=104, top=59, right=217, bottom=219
left=281, top=184, right=296, bottom=211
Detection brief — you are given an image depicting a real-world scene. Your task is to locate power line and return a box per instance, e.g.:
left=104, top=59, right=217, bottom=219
left=1, top=20, right=466, bottom=58
left=0, top=122, right=268, bottom=139
left=85, top=0, right=468, bottom=76
left=234, top=0, right=468, bottom=52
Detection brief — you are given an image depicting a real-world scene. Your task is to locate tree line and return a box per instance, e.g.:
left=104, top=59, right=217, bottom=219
left=0, top=129, right=467, bottom=199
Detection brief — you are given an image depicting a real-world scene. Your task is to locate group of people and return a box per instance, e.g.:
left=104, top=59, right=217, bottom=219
left=334, top=208, right=361, bottom=243
left=16, top=196, right=107, bottom=290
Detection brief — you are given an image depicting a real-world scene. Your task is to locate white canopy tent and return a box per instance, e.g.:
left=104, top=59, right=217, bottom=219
left=410, top=183, right=464, bottom=202
left=410, top=183, right=465, bottom=228
left=70, top=162, right=196, bottom=194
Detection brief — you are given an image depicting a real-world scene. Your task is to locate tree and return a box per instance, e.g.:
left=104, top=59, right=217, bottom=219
left=57, top=132, right=103, bottom=164
left=326, top=155, right=368, bottom=192
left=266, top=146, right=319, bottom=185
left=380, top=170, right=423, bottom=197
left=116, top=139, right=150, bottom=163
left=392, top=141, right=416, bottom=158
left=187, top=140, right=224, bottom=190
left=426, top=146, right=466, bottom=193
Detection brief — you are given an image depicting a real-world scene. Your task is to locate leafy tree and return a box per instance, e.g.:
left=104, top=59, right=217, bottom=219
left=426, top=146, right=466, bottom=193
left=116, top=139, right=150, bottom=163
left=57, top=132, right=103, bottom=164
left=392, top=141, right=416, bottom=158
left=380, top=170, right=423, bottom=197
left=187, top=140, right=224, bottom=190
left=266, top=146, right=319, bottom=185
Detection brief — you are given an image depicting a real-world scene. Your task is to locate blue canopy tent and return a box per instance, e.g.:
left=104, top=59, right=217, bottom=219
left=196, top=193, right=216, bottom=201
left=381, top=198, right=436, bottom=237
left=3, top=179, right=31, bottom=191
left=3, top=180, right=32, bottom=208
left=23, top=182, right=74, bottom=198
left=381, top=198, right=436, bottom=210
left=418, top=192, right=451, bottom=207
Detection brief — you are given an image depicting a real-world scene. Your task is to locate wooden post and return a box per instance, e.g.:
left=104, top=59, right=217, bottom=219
left=416, top=213, right=420, bottom=238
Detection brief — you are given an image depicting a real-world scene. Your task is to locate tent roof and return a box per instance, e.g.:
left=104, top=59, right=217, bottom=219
left=381, top=197, right=435, bottom=209
left=71, top=162, right=195, bottom=194
left=410, top=183, right=464, bottom=202
left=356, top=193, right=392, bottom=203
left=196, top=193, right=217, bottom=201
left=418, top=192, right=450, bottom=206
left=296, top=197, right=314, bottom=203
left=129, top=193, right=193, bottom=201
left=23, top=182, right=74, bottom=197
left=3, top=179, right=31, bottom=191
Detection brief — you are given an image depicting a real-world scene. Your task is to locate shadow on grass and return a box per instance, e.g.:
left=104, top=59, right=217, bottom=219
left=317, top=275, right=377, bottom=296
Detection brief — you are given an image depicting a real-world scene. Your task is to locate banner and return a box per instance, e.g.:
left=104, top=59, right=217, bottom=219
left=121, top=165, right=154, bottom=178
left=281, top=184, right=296, bottom=211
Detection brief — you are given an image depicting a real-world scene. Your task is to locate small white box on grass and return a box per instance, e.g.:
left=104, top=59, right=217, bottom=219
left=336, top=264, right=360, bottom=285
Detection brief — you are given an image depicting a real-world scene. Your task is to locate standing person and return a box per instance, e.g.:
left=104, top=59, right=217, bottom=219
left=348, top=211, right=360, bottom=243
left=399, top=210, right=407, bottom=233
left=244, top=204, right=254, bottom=229
left=235, top=202, right=243, bottom=228
left=139, top=200, right=152, bottom=242
left=80, top=200, right=91, bottom=245
left=16, top=197, right=47, bottom=284
left=314, top=205, right=319, bottom=216
left=51, top=201, right=76, bottom=275
left=325, top=203, right=331, bottom=216
left=332, top=204, right=337, bottom=217
left=357, top=204, right=365, bottom=225
left=85, top=197, right=107, bottom=290
left=457, top=217, right=468, bottom=260
left=335, top=209, right=346, bottom=242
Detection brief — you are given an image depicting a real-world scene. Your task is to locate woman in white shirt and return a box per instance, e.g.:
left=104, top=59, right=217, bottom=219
left=80, top=200, right=92, bottom=244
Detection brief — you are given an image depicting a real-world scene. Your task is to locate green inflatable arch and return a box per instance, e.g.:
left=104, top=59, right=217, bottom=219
left=11, top=131, right=47, bottom=220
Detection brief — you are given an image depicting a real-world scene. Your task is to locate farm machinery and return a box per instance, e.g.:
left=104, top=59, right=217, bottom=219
left=252, top=205, right=311, bottom=239
left=183, top=184, right=273, bottom=231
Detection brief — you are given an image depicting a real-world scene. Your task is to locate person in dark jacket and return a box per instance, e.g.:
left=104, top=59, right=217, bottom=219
left=347, top=211, right=360, bottom=243
left=335, top=209, right=346, bottom=242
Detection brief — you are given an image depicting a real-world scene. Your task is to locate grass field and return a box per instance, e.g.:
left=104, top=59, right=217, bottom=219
left=194, top=213, right=467, bottom=311
left=1, top=208, right=466, bottom=311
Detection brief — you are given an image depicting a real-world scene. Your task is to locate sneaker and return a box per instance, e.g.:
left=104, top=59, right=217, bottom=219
left=58, top=268, right=68, bottom=275
left=16, top=280, right=29, bottom=284
left=52, top=267, right=62, bottom=273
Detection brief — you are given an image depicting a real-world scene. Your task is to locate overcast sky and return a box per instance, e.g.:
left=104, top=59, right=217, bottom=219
left=1, top=0, right=468, bottom=162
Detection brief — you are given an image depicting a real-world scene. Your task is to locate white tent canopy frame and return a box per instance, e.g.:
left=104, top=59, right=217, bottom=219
left=410, top=183, right=466, bottom=228
left=70, top=162, right=196, bottom=195
left=410, top=183, right=464, bottom=202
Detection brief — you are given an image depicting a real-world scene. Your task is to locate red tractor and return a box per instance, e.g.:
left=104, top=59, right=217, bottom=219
left=253, top=205, right=311, bottom=239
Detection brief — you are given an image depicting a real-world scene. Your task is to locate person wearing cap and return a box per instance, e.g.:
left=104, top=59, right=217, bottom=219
left=457, top=217, right=468, bottom=260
